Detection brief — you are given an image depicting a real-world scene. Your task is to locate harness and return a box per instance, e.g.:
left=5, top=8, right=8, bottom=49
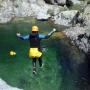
left=29, top=34, right=41, bottom=50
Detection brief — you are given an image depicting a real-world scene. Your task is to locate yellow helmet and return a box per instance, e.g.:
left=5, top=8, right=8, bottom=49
left=32, top=26, right=39, bottom=32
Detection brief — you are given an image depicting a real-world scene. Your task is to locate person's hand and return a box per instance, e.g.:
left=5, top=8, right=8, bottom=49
left=16, top=33, right=21, bottom=37
left=53, top=28, right=56, bottom=32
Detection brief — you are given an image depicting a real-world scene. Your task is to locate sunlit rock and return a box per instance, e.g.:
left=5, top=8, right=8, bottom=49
left=53, top=10, right=78, bottom=26
left=64, top=25, right=90, bottom=53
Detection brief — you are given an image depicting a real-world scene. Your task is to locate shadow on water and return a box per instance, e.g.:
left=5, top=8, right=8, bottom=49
left=56, top=41, right=73, bottom=74
left=84, top=52, right=90, bottom=90
left=49, top=36, right=89, bottom=90
left=52, top=38, right=75, bottom=90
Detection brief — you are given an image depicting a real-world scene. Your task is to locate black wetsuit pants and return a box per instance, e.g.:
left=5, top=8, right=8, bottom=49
left=32, top=57, right=42, bottom=71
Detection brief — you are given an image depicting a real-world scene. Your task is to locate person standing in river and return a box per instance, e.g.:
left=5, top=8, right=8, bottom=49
left=16, top=26, right=56, bottom=74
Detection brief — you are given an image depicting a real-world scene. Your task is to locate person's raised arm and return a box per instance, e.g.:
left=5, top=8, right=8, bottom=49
left=39, top=28, right=56, bottom=39
left=16, top=33, right=29, bottom=40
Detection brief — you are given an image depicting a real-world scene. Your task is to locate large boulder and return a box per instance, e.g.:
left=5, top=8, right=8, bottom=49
left=71, top=0, right=81, bottom=4
left=44, top=0, right=81, bottom=5
left=0, top=0, right=62, bottom=23
left=0, top=0, right=82, bottom=23
left=83, top=4, right=90, bottom=27
left=63, top=25, right=90, bottom=53
left=0, top=0, right=13, bottom=23
left=63, top=4, right=90, bottom=53
left=44, top=0, right=56, bottom=4
left=52, top=10, right=78, bottom=26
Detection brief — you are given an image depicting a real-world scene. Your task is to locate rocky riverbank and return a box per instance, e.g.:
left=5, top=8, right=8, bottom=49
left=63, top=4, right=90, bottom=53
left=0, top=0, right=89, bottom=89
left=0, top=0, right=81, bottom=23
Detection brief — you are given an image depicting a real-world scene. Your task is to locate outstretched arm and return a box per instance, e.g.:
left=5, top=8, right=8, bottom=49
left=46, top=28, right=56, bottom=38
left=16, top=33, right=29, bottom=40
left=39, top=28, right=56, bottom=39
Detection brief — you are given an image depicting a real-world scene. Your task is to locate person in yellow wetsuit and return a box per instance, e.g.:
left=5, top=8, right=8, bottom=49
left=16, top=26, right=56, bottom=74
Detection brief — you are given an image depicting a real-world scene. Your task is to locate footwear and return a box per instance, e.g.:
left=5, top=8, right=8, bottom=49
left=33, top=71, right=37, bottom=75
left=40, top=63, right=44, bottom=68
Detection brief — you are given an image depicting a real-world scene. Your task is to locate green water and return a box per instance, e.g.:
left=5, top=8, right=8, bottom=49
left=0, top=19, right=83, bottom=90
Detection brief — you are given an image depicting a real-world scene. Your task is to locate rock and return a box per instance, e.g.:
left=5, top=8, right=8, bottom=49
left=30, top=3, right=51, bottom=19
left=63, top=4, right=90, bottom=53
left=63, top=25, right=90, bottom=53
left=0, top=78, right=23, bottom=90
left=0, top=0, right=13, bottom=23
left=52, top=10, right=78, bottom=26
left=44, top=0, right=66, bottom=5
left=0, top=0, right=63, bottom=23
left=0, top=0, right=82, bottom=23
left=83, top=5, right=90, bottom=27
left=44, top=0, right=81, bottom=5
left=56, top=0, right=66, bottom=5
left=71, top=0, right=81, bottom=4
left=44, top=0, right=56, bottom=4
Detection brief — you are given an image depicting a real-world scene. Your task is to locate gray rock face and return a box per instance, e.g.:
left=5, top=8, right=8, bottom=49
left=63, top=4, right=90, bottom=53
left=64, top=26, right=90, bottom=53
left=71, top=0, right=80, bottom=4
left=0, top=0, right=81, bottom=23
left=0, top=0, right=52, bottom=23
left=0, top=0, right=13, bottom=23
left=53, top=10, right=78, bottom=26
left=83, top=4, right=90, bottom=27
left=44, top=0, right=80, bottom=5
